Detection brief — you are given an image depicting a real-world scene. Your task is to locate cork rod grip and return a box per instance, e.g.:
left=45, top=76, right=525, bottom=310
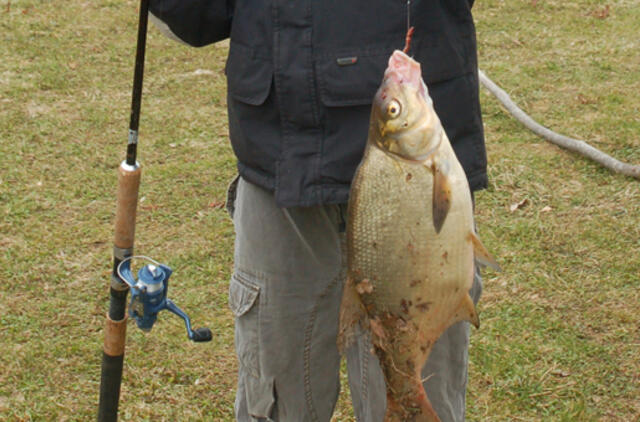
left=103, top=314, right=128, bottom=356
left=113, top=164, right=141, bottom=250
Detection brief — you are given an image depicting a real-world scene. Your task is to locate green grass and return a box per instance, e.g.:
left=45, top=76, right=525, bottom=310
left=1, top=0, right=638, bottom=420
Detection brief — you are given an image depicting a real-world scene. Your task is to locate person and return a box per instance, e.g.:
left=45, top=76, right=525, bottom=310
left=148, top=1, right=487, bottom=421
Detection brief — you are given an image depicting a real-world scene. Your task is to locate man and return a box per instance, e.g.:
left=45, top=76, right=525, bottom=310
left=148, top=1, right=486, bottom=421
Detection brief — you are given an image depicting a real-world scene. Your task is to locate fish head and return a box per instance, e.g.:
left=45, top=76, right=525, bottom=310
left=370, top=50, right=442, bottom=161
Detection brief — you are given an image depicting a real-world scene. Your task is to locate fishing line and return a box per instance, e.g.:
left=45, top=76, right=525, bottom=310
left=407, top=0, right=411, bottom=34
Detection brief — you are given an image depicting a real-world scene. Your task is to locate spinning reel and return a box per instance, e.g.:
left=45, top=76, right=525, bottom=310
left=117, top=256, right=212, bottom=342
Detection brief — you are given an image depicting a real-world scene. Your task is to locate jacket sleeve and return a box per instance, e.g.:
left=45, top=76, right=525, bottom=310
left=148, top=0, right=233, bottom=47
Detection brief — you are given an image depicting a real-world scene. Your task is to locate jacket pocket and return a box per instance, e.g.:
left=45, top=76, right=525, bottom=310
left=225, top=42, right=273, bottom=105
left=229, top=272, right=260, bottom=377
left=315, top=47, right=392, bottom=107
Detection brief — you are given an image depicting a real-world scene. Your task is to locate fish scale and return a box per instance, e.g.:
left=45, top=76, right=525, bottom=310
left=348, top=143, right=474, bottom=322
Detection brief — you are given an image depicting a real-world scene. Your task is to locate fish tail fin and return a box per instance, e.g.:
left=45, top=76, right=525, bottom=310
left=379, top=348, right=441, bottom=422
left=385, top=379, right=441, bottom=422
left=337, top=276, right=367, bottom=354
left=417, top=394, right=441, bottom=422
left=469, top=231, right=501, bottom=271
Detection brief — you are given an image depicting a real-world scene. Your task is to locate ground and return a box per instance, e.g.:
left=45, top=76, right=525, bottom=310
left=0, top=0, right=638, bottom=420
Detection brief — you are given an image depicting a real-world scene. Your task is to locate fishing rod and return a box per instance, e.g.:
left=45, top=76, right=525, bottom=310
left=98, top=1, right=211, bottom=421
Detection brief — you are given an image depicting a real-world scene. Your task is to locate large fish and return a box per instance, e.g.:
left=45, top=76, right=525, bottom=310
left=339, top=50, right=499, bottom=422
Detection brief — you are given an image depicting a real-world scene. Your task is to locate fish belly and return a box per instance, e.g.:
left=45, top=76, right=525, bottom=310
left=346, top=143, right=475, bottom=421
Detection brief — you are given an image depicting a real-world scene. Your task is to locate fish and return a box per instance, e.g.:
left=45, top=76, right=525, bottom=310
left=338, top=49, right=499, bottom=422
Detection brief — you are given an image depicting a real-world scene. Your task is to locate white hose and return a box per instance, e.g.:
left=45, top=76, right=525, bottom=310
left=478, top=69, right=640, bottom=180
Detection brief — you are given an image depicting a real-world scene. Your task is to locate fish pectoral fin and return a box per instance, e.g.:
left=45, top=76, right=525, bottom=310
left=453, top=293, right=480, bottom=329
left=337, top=276, right=368, bottom=354
left=469, top=231, right=501, bottom=271
left=429, top=159, right=452, bottom=234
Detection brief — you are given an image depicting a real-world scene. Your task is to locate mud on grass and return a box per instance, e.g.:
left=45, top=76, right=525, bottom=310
left=0, top=0, right=638, bottom=420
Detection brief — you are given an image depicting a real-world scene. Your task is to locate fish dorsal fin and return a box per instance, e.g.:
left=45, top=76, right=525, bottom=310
left=430, top=159, right=451, bottom=234
left=469, top=231, right=501, bottom=271
left=453, top=293, right=480, bottom=329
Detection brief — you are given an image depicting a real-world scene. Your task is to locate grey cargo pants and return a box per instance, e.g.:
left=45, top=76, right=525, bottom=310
left=227, top=177, right=482, bottom=422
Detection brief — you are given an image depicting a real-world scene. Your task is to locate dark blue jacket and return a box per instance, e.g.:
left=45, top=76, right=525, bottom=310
left=150, top=0, right=487, bottom=207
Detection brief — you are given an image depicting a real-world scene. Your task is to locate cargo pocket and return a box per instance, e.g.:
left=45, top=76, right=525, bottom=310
left=229, top=272, right=260, bottom=377
left=229, top=272, right=276, bottom=419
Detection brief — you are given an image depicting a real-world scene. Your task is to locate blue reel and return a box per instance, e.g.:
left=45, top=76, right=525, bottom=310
left=117, top=256, right=212, bottom=342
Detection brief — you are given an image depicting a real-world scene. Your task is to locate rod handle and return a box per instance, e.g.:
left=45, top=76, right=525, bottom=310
left=114, top=162, right=141, bottom=250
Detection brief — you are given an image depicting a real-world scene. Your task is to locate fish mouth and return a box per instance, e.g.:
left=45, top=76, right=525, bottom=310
left=384, top=50, right=422, bottom=90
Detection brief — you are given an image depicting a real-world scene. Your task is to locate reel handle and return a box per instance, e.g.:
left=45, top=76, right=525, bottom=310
left=165, top=299, right=213, bottom=343
left=191, top=327, right=213, bottom=342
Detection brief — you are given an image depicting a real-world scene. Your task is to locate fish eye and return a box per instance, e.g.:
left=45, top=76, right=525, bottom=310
left=387, top=100, right=401, bottom=119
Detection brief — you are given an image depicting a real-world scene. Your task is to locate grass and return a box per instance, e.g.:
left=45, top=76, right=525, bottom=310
left=0, top=0, right=638, bottom=420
